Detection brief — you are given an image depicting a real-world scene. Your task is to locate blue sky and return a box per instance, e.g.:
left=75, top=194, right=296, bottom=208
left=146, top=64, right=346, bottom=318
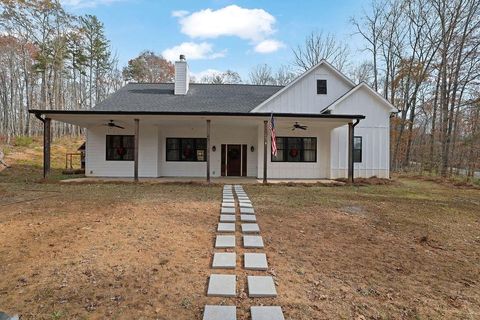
left=62, top=0, right=369, bottom=79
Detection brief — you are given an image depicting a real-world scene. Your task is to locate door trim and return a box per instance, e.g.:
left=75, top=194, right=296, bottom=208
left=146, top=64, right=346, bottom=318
left=221, top=144, right=247, bottom=177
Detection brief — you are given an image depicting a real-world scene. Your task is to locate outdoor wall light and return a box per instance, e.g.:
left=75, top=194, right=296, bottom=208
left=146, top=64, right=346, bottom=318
left=250, top=146, right=255, bottom=152
left=212, top=145, right=216, bottom=152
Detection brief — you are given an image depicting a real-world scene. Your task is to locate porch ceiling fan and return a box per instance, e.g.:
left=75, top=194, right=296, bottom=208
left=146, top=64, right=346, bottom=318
left=102, top=120, right=125, bottom=129
left=292, top=122, right=308, bottom=131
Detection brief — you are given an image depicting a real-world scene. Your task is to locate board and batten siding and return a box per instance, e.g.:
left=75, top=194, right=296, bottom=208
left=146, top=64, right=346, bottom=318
left=254, top=64, right=354, bottom=113
left=85, top=125, right=159, bottom=177
left=329, top=88, right=391, bottom=178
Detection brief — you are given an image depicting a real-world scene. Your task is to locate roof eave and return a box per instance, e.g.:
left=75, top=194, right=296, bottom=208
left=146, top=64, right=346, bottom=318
left=29, top=109, right=365, bottom=120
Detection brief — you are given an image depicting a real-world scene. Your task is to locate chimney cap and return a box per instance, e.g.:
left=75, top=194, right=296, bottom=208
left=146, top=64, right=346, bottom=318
left=179, top=54, right=186, bottom=61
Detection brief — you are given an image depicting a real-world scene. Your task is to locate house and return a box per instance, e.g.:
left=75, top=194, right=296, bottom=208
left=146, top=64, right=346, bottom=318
left=30, top=55, right=396, bottom=182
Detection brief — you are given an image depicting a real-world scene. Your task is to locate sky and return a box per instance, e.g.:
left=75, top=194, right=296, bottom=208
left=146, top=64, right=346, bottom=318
left=61, top=0, right=370, bottom=79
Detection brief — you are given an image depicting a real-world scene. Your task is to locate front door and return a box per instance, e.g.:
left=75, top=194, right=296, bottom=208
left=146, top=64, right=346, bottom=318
left=227, top=145, right=242, bottom=176
left=221, top=144, right=247, bottom=176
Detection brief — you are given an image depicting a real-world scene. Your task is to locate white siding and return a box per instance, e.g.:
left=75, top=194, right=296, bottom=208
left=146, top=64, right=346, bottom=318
left=330, top=88, right=391, bottom=178
left=257, top=123, right=331, bottom=179
left=85, top=124, right=158, bottom=177
left=158, top=122, right=258, bottom=177
left=254, top=64, right=353, bottom=113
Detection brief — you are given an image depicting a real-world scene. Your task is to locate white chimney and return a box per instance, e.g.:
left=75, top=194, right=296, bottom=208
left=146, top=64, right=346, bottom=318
left=174, top=54, right=189, bottom=95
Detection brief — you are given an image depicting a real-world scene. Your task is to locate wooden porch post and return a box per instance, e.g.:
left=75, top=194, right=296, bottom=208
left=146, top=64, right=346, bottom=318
left=348, top=122, right=354, bottom=183
left=206, top=119, right=211, bottom=183
left=263, top=120, right=268, bottom=184
left=43, top=117, right=51, bottom=178
left=134, top=118, right=139, bottom=182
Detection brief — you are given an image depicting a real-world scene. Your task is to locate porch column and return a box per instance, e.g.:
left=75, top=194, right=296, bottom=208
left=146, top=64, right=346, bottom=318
left=43, top=117, right=51, bottom=178
left=134, top=118, right=139, bottom=182
left=206, top=119, right=211, bottom=183
left=263, top=120, right=268, bottom=184
left=348, top=122, right=354, bottom=183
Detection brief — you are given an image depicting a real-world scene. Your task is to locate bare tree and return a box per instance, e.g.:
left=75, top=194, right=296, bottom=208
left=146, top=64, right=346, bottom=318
left=249, top=64, right=274, bottom=85
left=292, top=30, right=349, bottom=72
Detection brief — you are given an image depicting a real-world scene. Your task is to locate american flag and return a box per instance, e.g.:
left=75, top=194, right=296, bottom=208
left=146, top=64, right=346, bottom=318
left=269, top=114, right=277, bottom=156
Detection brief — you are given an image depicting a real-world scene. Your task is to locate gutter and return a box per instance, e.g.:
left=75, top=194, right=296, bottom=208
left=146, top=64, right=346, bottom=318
left=29, top=109, right=365, bottom=120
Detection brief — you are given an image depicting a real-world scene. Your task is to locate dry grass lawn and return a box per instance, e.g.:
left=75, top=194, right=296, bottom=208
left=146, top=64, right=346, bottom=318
left=0, top=139, right=479, bottom=319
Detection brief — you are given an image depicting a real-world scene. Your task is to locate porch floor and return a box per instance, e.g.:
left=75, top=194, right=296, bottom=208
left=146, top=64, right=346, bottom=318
left=60, top=176, right=341, bottom=185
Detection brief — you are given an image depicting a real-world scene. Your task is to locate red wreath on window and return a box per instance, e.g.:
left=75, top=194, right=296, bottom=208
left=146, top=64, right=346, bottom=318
left=116, top=147, right=126, bottom=156
left=289, top=148, right=299, bottom=158
left=183, top=146, right=192, bottom=158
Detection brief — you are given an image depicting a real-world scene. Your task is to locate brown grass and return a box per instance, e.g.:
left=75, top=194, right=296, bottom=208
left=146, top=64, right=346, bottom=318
left=0, top=139, right=479, bottom=319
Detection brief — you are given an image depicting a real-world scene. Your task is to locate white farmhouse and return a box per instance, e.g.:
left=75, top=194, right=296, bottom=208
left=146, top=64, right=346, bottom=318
left=31, top=56, right=396, bottom=182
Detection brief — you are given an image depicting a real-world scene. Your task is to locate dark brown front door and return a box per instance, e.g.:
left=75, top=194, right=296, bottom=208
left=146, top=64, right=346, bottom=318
left=227, top=145, right=242, bottom=176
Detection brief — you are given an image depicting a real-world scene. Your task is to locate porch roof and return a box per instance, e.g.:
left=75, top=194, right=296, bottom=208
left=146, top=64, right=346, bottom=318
left=29, top=109, right=365, bottom=128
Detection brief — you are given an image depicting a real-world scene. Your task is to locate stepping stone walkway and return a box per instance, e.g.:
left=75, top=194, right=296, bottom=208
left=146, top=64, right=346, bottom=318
left=203, top=184, right=284, bottom=320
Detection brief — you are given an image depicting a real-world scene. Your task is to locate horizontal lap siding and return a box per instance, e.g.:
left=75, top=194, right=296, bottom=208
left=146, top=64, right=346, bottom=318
left=85, top=125, right=158, bottom=177
left=257, top=125, right=331, bottom=179
left=158, top=123, right=258, bottom=177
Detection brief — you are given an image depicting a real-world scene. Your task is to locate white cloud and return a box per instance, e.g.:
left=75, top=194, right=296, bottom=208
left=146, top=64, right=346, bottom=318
left=174, top=5, right=276, bottom=42
left=171, top=10, right=189, bottom=18
left=61, top=0, right=123, bottom=8
left=190, top=69, right=222, bottom=81
left=254, top=39, right=285, bottom=53
left=162, top=42, right=226, bottom=62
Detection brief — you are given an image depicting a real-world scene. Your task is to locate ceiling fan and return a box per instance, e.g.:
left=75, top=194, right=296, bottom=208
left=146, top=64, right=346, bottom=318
left=292, top=122, right=308, bottom=130
left=103, top=120, right=125, bottom=129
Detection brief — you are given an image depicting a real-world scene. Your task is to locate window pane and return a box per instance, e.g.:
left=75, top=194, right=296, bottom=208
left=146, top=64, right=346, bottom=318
left=353, top=150, right=362, bottom=163
left=167, top=149, right=179, bottom=161
left=106, top=135, right=134, bottom=161
left=304, top=150, right=316, bottom=162
left=287, top=138, right=301, bottom=161
left=275, top=137, right=284, bottom=149
left=181, top=138, right=195, bottom=161
left=195, top=138, right=207, bottom=149
left=272, top=150, right=283, bottom=162
left=167, top=138, right=179, bottom=150
left=303, top=138, right=316, bottom=149
left=354, top=137, right=362, bottom=149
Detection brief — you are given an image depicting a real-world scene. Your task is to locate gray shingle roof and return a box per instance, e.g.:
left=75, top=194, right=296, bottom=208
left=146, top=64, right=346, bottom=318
left=93, top=83, right=284, bottom=113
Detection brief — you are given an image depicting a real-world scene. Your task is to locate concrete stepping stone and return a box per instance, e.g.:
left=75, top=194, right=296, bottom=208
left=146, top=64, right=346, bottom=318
left=247, top=276, right=277, bottom=297
left=237, top=196, right=249, bottom=200
left=207, top=274, right=236, bottom=297
left=217, top=223, right=235, bottom=233
left=220, top=214, right=236, bottom=222
left=244, top=253, right=268, bottom=270
left=223, top=198, right=235, bottom=203
left=222, top=202, right=235, bottom=208
left=250, top=306, right=284, bottom=320
left=203, top=305, right=236, bottom=320
left=212, top=252, right=236, bottom=269
left=215, top=235, right=235, bottom=248
left=238, top=199, right=251, bottom=204
left=243, top=235, right=264, bottom=248
left=240, top=214, right=256, bottom=222
left=241, top=223, right=260, bottom=233
left=240, top=207, right=255, bottom=214
left=221, top=207, right=236, bottom=214
left=240, top=203, right=253, bottom=208
left=236, top=192, right=247, bottom=196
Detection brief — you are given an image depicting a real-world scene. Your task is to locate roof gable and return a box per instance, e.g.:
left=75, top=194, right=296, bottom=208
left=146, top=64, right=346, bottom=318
left=251, top=60, right=355, bottom=113
left=324, top=82, right=397, bottom=113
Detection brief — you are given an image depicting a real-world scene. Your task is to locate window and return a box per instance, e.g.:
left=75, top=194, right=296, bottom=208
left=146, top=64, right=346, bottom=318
left=272, top=137, right=317, bottom=162
left=106, top=135, right=134, bottom=161
left=166, top=138, right=207, bottom=161
left=353, top=136, right=362, bottom=163
left=317, top=79, right=327, bottom=94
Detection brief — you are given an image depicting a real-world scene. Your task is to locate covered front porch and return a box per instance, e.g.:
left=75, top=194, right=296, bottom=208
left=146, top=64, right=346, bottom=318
left=30, top=111, right=364, bottom=183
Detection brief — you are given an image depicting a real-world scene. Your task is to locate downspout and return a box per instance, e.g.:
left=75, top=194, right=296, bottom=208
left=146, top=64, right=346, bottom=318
left=351, top=119, right=360, bottom=183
